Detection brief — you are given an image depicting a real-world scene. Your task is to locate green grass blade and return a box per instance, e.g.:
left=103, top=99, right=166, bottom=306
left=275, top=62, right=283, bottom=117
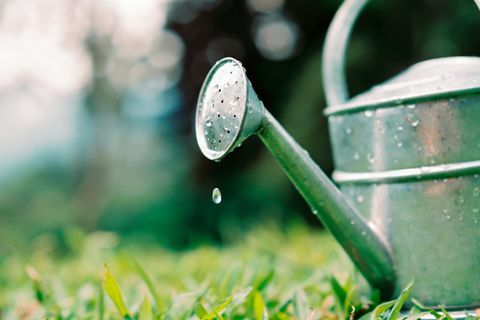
left=252, top=291, right=267, bottom=320
left=360, top=299, right=396, bottom=320
left=98, top=282, right=104, bottom=320
left=103, top=264, right=131, bottom=319
left=438, top=305, right=454, bottom=320
left=194, top=302, right=208, bottom=319
left=256, top=269, right=275, bottom=292
left=135, top=261, right=162, bottom=313
left=202, top=296, right=233, bottom=320
left=411, top=298, right=442, bottom=319
left=330, top=276, right=347, bottom=308
left=25, top=266, right=45, bottom=305
left=139, top=296, right=154, bottom=320
left=387, top=281, right=414, bottom=320
left=293, top=289, right=308, bottom=320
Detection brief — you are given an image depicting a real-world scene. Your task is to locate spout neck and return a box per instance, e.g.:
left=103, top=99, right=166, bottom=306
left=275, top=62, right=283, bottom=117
left=258, top=111, right=396, bottom=295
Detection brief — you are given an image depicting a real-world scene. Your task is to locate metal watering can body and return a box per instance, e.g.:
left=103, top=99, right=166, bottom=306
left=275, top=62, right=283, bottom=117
left=194, top=0, right=480, bottom=311
left=322, top=0, right=480, bottom=308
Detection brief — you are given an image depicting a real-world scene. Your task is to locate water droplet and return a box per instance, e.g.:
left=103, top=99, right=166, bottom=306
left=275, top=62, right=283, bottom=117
left=361, top=231, right=367, bottom=236
left=407, top=113, right=420, bottom=127
left=443, top=209, right=451, bottom=220
left=206, top=120, right=213, bottom=127
left=367, top=153, right=375, bottom=164
left=353, top=152, right=360, bottom=160
left=312, top=209, right=318, bottom=215
left=397, top=142, right=403, bottom=148
left=406, top=104, right=416, bottom=109
left=212, top=188, right=222, bottom=204
left=474, top=187, right=480, bottom=197
left=364, top=110, right=374, bottom=118
left=397, top=125, right=404, bottom=131
left=345, top=128, right=352, bottom=134
left=356, top=195, right=364, bottom=203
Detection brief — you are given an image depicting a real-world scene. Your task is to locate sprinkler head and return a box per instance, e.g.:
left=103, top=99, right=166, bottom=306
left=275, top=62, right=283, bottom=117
left=195, top=57, right=265, bottom=161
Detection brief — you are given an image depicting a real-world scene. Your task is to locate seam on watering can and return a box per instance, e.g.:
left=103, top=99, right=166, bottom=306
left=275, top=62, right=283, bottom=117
left=323, top=86, right=480, bottom=116
left=332, top=159, right=480, bottom=184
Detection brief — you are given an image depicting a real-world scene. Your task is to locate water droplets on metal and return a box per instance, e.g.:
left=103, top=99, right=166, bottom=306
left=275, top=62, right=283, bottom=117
left=364, top=110, right=374, bottom=118
left=197, top=60, right=247, bottom=158
left=407, top=113, right=420, bottom=127
left=367, top=153, right=375, bottom=164
left=443, top=209, right=451, bottom=220
left=212, top=187, right=222, bottom=204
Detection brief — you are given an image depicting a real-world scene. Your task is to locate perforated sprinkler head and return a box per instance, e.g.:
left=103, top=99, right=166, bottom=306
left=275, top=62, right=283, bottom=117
left=195, top=57, right=265, bottom=161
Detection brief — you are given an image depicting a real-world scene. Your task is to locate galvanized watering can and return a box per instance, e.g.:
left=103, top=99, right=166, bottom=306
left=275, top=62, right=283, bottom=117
left=195, top=0, right=480, bottom=313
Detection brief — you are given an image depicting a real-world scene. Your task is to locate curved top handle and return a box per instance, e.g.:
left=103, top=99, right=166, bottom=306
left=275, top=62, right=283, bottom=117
left=322, top=0, right=480, bottom=107
left=322, top=0, right=368, bottom=107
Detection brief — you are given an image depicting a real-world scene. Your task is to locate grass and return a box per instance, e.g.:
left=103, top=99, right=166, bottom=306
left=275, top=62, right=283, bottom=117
left=0, top=223, right=477, bottom=319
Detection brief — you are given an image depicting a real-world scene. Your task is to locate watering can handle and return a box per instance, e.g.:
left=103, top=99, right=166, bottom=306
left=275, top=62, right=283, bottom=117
left=322, top=0, right=480, bottom=106
left=322, top=0, right=369, bottom=106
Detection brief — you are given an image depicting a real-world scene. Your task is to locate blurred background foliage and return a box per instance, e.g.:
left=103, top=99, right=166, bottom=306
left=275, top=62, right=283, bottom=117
left=0, top=0, right=479, bottom=254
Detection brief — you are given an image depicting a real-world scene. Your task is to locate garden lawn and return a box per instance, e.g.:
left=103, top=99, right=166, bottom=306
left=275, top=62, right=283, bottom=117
left=0, top=223, right=473, bottom=319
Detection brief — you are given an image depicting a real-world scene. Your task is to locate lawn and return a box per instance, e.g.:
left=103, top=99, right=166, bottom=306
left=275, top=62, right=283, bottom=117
left=0, top=223, right=475, bottom=319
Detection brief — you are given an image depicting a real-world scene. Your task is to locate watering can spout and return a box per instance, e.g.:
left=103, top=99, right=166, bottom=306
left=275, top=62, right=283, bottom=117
left=195, top=57, right=396, bottom=295
left=258, top=112, right=396, bottom=295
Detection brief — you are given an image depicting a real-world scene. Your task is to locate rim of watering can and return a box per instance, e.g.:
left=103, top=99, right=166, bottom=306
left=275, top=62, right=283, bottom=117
left=332, top=159, right=480, bottom=184
left=195, top=57, right=248, bottom=161
left=324, top=80, right=480, bottom=116
left=321, top=0, right=480, bottom=116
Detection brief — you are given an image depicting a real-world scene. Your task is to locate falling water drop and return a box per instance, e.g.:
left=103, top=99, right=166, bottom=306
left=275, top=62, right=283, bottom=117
left=212, top=188, right=222, bottom=204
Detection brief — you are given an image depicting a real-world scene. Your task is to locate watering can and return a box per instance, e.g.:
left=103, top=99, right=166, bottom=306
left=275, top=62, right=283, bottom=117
left=195, top=0, right=480, bottom=313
